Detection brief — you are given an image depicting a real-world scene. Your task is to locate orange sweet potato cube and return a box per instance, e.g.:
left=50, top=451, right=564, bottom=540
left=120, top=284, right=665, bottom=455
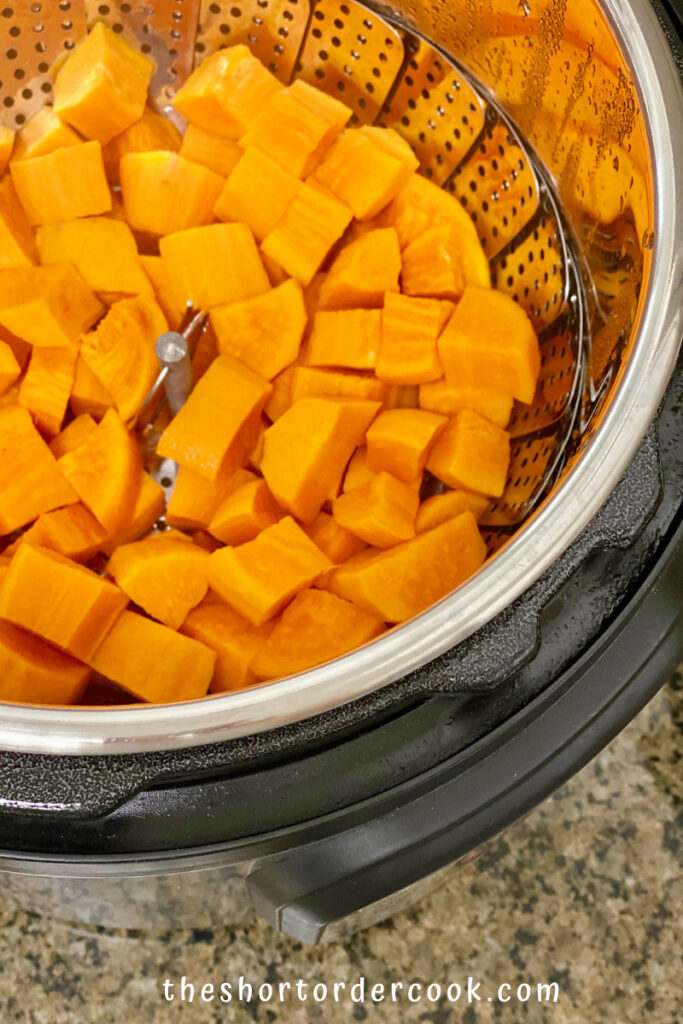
left=437, top=285, right=541, bottom=405
left=120, top=152, right=225, bottom=237
left=49, top=415, right=97, bottom=459
left=180, top=124, right=243, bottom=178
left=102, top=107, right=181, bottom=185
left=416, top=490, right=490, bottom=533
left=10, top=141, right=112, bottom=226
left=0, top=264, right=104, bottom=348
left=251, top=588, right=384, bottom=680
left=0, top=544, right=128, bottom=660
left=18, top=345, right=78, bottom=437
left=261, top=397, right=381, bottom=523
left=157, top=354, right=272, bottom=480
left=8, top=503, right=108, bottom=563
left=13, top=107, right=81, bottom=162
left=108, top=536, right=210, bottom=630
left=426, top=409, right=511, bottom=497
left=181, top=599, right=273, bottom=693
left=308, top=309, right=382, bottom=371
left=318, top=228, right=401, bottom=310
left=380, top=174, right=491, bottom=288
left=242, top=78, right=351, bottom=178
left=0, top=405, right=78, bottom=533
left=211, top=278, right=306, bottom=380
left=314, top=127, right=418, bottom=220
left=166, top=466, right=254, bottom=532
left=214, top=148, right=300, bottom=242
left=328, top=511, right=487, bottom=622
left=0, top=340, right=20, bottom=397
left=419, top=380, right=514, bottom=429
left=365, top=409, right=447, bottom=483
left=88, top=609, right=215, bottom=703
left=160, top=223, right=269, bottom=310
left=209, top=478, right=282, bottom=546
left=261, top=182, right=352, bottom=286
left=70, top=354, right=114, bottom=420
left=208, top=516, right=333, bottom=626
left=139, top=255, right=188, bottom=329
left=333, top=471, right=419, bottom=549
left=99, top=472, right=166, bottom=555
left=36, top=217, right=152, bottom=298
left=402, top=225, right=466, bottom=301
left=80, top=294, right=169, bottom=425
left=305, top=510, right=366, bottom=564
left=0, top=177, right=38, bottom=269
left=54, top=22, right=155, bottom=145
left=0, top=620, right=91, bottom=706
left=0, top=127, right=14, bottom=175
left=174, top=45, right=283, bottom=138
left=58, top=408, right=144, bottom=534
left=376, top=293, right=452, bottom=384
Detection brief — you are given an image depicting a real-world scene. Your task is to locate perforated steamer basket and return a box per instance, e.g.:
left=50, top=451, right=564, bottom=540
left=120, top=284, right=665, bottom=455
left=0, top=0, right=679, bottom=754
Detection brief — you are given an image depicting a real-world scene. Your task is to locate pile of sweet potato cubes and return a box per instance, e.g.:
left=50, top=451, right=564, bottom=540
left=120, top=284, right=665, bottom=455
left=0, top=23, right=540, bottom=706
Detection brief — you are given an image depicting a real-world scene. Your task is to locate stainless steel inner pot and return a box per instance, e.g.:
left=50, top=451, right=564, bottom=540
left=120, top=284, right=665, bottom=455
left=0, top=0, right=680, bottom=754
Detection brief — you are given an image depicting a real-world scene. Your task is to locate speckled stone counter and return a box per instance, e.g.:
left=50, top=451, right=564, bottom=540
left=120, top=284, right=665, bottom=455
left=0, top=668, right=680, bottom=1024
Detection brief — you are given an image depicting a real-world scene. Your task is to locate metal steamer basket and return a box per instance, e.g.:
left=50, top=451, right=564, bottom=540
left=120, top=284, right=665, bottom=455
left=0, top=0, right=679, bottom=758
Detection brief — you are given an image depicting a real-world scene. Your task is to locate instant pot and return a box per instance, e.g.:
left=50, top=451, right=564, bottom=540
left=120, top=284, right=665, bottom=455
left=0, top=0, right=680, bottom=943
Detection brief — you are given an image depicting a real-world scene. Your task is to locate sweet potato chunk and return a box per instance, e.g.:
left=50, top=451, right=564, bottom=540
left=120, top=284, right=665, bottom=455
left=416, top=490, right=490, bottom=533
left=318, top=228, right=401, bottom=310
left=308, top=309, right=382, bottom=371
left=214, top=148, right=300, bottom=242
left=160, top=223, right=269, bottom=310
left=174, top=45, right=283, bottom=138
left=376, top=293, right=452, bottom=384
left=9, top=504, right=108, bottom=563
left=18, top=345, right=78, bottom=437
left=120, top=152, right=225, bottom=236
left=13, top=108, right=81, bottom=162
left=158, top=355, right=271, bottom=481
left=333, top=471, right=418, bottom=549
left=211, top=279, right=306, bottom=381
left=438, top=286, right=541, bottom=405
left=54, top=22, right=154, bottom=145
left=314, top=127, right=418, bottom=220
left=209, top=478, right=282, bottom=546
left=100, top=473, right=166, bottom=555
left=0, top=545, right=128, bottom=660
left=88, top=610, right=215, bottom=704
left=261, top=182, right=353, bottom=286
left=102, top=107, right=181, bottom=185
left=0, top=405, right=78, bottom=533
left=0, top=264, right=104, bottom=348
left=181, top=600, right=274, bottom=693
left=166, top=467, right=255, bottom=532
left=0, top=177, right=38, bottom=269
left=108, top=536, right=210, bottom=630
left=36, top=217, right=152, bottom=298
left=252, top=589, right=384, bottom=680
left=0, top=128, right=14, bottom=175
left=81, top=294, right=168, bottom=425
left=261, top=398, right=380, bottom=523
left=70, top=355, right=114, bottom=420
left=0, top=621, right=91, bottom=706
left=0, top=340, right=20, bottom=397
left=11, top=142, right=112, bottom=226
left=242, top=79, right=351, bottom=178
left=208, top=516, right=333, bottom=626
left=140, top=255, right=188, bottom=329
left=58, top=408, right=143, bottom=533
left=49, top=415, right=97, bottom=459
left=427, top=409, right=511, bottom=498
left=328, top=510, right=487, bottom=622
left=419, top=379, right=514, bottom=428
left=180, top=124, right=243, bottom=178
left=402, top=225, right=466, bottom=301
left=365, top=409, right=447, bottom=483
left=305, top=510, right=366, bottom=564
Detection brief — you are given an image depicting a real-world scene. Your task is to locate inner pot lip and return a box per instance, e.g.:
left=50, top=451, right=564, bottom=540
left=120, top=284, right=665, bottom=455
left=0, top=0, right=680, bottom=756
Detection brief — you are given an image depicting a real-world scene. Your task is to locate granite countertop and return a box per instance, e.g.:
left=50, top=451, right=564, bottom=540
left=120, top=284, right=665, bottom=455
left=0, top=667, right=680, bottom=1023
